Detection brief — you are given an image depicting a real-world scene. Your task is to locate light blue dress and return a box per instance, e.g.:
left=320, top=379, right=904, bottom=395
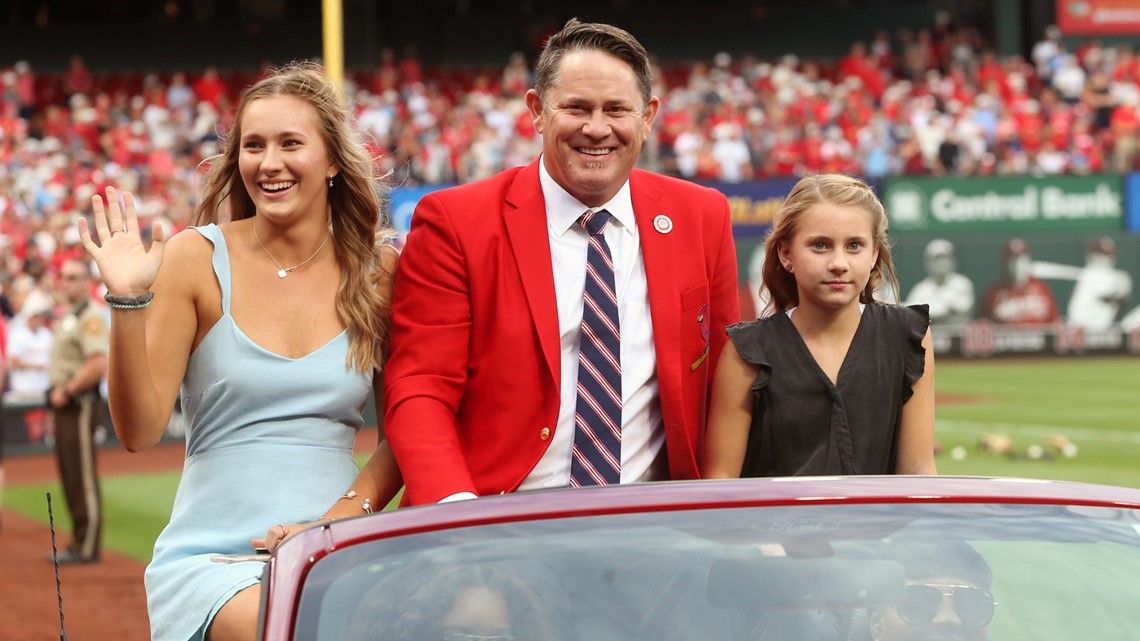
left=145, top=224, right=371, bottom=641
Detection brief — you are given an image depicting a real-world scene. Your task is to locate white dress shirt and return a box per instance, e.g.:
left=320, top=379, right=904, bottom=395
left=518, top=159, right=666, bottom=490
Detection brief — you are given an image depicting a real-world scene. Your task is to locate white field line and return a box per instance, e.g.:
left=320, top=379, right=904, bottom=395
left=937, top=420, right=1140, bottom=444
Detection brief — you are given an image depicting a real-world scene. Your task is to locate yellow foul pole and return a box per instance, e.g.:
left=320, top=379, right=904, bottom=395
left=322, top=0, right=345, bottom=99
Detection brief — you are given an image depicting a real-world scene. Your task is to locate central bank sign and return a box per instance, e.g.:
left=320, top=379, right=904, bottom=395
left=883, top=175, right=1123, bottom=233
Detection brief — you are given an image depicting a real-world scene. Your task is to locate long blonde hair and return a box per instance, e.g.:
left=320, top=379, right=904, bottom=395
left=194, top=61, right=393, bottom=372
left=761, top=173, right=899, bottom=315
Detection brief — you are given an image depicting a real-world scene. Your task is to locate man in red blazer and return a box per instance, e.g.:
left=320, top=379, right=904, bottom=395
left=384, top=19, right=740, bottom=505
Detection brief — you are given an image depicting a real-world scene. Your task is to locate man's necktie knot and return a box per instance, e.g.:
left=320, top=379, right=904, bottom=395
left=580, top=209, right=612, bottom=237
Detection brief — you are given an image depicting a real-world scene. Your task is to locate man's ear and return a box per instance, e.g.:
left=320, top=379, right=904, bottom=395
left=524, top=89, right=544, bottom=134
left=641, top=95, right=660, bottom=141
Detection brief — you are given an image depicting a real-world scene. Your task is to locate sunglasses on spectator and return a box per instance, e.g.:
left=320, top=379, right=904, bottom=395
left=896, top=583, right=996, bottom=629
left=60, top=273, right=88, bottom=281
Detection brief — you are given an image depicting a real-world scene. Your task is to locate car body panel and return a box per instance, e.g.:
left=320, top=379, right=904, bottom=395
left=258, top=476, right=1140, bottom=641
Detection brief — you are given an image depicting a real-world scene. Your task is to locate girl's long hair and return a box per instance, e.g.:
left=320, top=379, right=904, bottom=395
left=194, top=61, right=394, bottom=372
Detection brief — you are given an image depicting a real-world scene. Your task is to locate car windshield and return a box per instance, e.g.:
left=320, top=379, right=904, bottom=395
left=291, top=501, right=1140, bottom=641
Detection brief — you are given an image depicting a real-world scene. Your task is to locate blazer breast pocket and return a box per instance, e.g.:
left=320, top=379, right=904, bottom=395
left=681, top=282, right=709, bottom=310
left=681, top=283, right=711, bottom=371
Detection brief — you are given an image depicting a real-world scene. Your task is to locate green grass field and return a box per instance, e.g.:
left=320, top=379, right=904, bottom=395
left=5, top=357, right=1139, bottom=562
left=931, top=357, right=1140, bottom=486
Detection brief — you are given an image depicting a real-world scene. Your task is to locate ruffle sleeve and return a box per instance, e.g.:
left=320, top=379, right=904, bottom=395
left=901, top=303, right=931, bottom=403
left=725, top=319, right=772, bottom=393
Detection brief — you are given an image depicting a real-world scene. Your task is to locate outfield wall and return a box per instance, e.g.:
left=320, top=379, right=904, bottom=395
left=878, top=174, right=1140, bottom=357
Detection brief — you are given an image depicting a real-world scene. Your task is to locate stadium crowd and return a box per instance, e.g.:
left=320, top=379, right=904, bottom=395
left=2, top=17, right=1139, bottom=318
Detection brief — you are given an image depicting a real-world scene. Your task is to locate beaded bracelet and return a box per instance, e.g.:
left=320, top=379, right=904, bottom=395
left=105, top=291, right=154, bottom=310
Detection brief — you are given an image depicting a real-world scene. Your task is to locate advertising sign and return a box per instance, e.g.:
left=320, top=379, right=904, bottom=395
left=696, top=178, right=800, bottom=238
left=1125, top=172, right=1140, bottom=232
left=891, top=231, right=1140, bottom=358
left=1058, top=0, right=1140, bottom=35
left=882, top=175, right=1124, bottom=234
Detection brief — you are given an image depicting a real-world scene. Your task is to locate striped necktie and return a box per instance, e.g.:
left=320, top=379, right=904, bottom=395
left=569, top=208, right=622, bottom=487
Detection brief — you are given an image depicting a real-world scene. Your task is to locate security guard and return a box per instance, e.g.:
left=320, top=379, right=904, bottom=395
left=48, top=258, right=109, bottom=564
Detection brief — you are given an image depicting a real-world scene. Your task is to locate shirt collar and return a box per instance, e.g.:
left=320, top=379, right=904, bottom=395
left=539, top=155, right=635, bottom=237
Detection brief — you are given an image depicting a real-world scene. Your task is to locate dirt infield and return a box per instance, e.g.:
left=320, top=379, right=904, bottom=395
left=0, top=430, right=380, bottom=641
left=0, top=444, right=185, bottom=641
left=0, top=510, right=152, bottom=641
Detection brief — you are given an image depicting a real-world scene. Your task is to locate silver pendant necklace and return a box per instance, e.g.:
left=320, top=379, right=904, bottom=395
left=253, top=220, right=330, bottom=278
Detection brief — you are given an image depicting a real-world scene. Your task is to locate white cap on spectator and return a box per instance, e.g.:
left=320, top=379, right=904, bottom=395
left=21, top=297, right=52, bottom=318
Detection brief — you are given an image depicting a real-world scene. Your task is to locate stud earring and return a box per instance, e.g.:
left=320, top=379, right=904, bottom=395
left=328, top=177, right=334, bottom=188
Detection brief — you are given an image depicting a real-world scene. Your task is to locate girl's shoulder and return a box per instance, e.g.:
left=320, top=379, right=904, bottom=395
left=726, top=315, right=788, bottom=367
left=868, top=302, right=930, bottom=336
left=867, top=303, right=930, bottom=384
left=726, top=315, right=780, bottom=342
left=164, top=223, right=220, bottom=268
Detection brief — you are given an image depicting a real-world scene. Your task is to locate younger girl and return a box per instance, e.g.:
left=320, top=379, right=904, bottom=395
left=701, top=174, right=937, bottom=478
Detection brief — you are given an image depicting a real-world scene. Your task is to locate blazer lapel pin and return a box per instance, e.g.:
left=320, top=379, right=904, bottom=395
left=653, top=214, right=673, bottom=234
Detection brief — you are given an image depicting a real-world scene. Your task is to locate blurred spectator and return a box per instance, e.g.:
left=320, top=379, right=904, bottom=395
left=5, top=298, right=53, bottom=403
left=1110, top=92, right=1140, bottom=172
left=371, top=47, right=399, bottom=94
left=935, top=129, right=962, bottom=175
left=12, top=60, right=37, bottom=120
left=61, top=54, right=93, bottom=101
left=502, top=51, right=532, bottom=98
left=1082, top=71, right=1115, bottom=131
left=859, top=123, right=896, bottom=179
left=710, top=122, right=752, bottom=182
left=1031, top=25, right=1065, bottom=85
left=166, top=72, right=195, bottom=122
left=191, top=65, right=227, bottom=110
left=1052, top=54, right=1086, bottom=103
left=1034, top=139, right=1068, bottom=175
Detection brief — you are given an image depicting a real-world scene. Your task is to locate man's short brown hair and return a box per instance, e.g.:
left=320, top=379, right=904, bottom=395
left=533, top=18, right=653, bottom=108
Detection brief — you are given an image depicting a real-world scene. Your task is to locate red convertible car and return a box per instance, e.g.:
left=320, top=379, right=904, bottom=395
left=257, top=476, right=1140, bottom=641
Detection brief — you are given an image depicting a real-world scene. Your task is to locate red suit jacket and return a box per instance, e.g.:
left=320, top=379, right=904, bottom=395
left=384, top=160, right=740, bottom=505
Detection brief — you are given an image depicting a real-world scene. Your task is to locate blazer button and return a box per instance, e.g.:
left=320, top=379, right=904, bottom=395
left=540, top=427, right=551, bottom=440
